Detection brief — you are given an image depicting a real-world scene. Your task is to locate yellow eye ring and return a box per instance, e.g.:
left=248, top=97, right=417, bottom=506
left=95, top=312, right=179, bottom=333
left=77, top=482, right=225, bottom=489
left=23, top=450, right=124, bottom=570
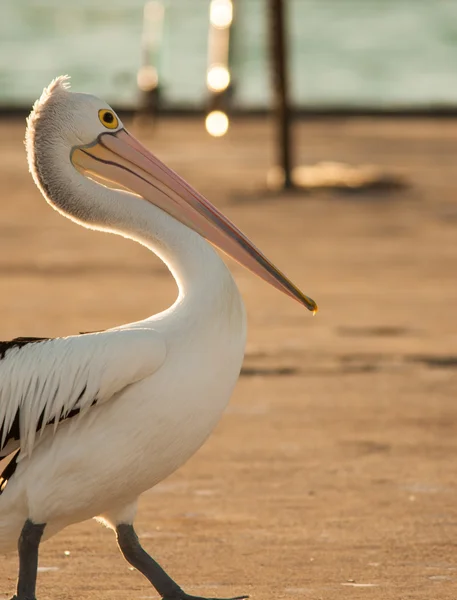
left=98, top=109, right=118, bottom=129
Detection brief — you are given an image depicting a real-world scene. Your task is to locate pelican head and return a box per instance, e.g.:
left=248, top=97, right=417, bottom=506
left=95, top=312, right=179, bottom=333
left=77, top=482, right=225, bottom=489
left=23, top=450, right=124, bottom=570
left=26, top=76, right=317, bottom=312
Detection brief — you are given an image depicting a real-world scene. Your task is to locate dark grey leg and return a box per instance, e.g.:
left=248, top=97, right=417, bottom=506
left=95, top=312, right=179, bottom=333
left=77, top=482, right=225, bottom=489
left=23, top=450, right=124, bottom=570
left=116, top=524, right=248, bottom=600
left=10, top=519, right=46, bottom=600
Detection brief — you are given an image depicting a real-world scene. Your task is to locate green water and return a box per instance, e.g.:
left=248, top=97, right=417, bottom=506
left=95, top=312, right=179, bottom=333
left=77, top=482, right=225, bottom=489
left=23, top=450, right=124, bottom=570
left=2, top=0, right=457, bottom=109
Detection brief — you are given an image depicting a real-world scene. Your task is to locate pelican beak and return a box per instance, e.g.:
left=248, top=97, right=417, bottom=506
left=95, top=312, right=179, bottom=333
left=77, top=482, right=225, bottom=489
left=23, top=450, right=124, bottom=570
left=71, top=129, right=317, bottom=312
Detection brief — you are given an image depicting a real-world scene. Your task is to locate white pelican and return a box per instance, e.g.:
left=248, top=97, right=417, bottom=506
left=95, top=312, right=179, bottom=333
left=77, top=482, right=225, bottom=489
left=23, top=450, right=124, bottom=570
left=0, top=76, right=317, bottom=600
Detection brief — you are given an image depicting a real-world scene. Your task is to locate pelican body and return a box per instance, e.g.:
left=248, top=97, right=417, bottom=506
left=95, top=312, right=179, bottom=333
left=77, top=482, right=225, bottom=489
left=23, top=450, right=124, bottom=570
left=0, top=77, right=316, bottom=600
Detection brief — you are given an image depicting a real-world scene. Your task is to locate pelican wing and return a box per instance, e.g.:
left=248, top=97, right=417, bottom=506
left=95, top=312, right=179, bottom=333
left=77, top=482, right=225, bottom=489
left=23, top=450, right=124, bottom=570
left=0, top=329, right=166, bottom=460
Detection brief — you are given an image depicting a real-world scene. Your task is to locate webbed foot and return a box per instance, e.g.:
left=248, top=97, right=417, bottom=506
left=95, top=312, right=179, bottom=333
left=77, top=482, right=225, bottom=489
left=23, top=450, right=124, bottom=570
left=162, top=594, right=248, bottom=600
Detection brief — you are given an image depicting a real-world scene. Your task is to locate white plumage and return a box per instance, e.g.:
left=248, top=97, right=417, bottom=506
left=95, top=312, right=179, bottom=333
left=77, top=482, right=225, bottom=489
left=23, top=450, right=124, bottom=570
left=0, top=329, right=166, bottom=459
left=0, top=77, right=316, bottom=600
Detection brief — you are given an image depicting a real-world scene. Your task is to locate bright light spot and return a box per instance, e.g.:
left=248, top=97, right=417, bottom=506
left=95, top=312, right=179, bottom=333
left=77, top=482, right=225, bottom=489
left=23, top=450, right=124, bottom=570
left=137, top=66, right=158, bottom=91
left=207, top=65, right=230, bottom=92
left=210, top=0, right=233, bottom=28
left=205, top=111, right=229, bottom=137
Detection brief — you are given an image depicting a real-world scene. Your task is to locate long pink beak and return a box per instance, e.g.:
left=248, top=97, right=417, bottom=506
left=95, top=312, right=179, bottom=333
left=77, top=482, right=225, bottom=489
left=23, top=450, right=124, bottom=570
left=71, top=129, right=317, bottom=312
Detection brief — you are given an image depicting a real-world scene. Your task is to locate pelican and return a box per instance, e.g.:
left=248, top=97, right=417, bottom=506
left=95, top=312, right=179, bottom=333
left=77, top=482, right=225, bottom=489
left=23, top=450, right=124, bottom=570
left=0, top=77, right=317, bottom=600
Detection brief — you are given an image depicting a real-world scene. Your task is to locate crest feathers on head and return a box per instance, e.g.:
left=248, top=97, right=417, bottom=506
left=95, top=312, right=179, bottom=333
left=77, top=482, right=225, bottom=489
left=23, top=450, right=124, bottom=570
left=25, top=75, right=72, bottom=158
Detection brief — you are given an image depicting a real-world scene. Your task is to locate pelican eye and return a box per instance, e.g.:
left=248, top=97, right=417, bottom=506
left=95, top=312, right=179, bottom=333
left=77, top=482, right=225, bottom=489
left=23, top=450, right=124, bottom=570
left=98, top=109, right=118, bottom=129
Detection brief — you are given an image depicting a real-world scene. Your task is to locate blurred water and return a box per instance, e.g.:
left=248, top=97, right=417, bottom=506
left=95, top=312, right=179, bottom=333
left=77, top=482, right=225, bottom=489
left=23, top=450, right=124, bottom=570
left=1, top=0, right=457, bottom=109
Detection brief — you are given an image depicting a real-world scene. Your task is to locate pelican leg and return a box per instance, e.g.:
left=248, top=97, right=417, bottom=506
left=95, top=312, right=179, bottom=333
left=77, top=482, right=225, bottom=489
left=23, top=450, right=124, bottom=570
left=10, top=519, right=46, bottom=600
left=116, top=524, right=248, bottom=600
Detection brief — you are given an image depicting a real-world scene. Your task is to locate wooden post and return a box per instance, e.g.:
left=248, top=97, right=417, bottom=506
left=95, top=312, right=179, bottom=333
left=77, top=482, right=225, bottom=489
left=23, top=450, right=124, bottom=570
left=269, top=0, right=293, bottom=189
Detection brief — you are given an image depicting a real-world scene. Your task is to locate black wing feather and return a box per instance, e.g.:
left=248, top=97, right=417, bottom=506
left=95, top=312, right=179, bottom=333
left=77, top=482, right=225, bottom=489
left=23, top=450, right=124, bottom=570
left=0, top=337, right=96, bottom=495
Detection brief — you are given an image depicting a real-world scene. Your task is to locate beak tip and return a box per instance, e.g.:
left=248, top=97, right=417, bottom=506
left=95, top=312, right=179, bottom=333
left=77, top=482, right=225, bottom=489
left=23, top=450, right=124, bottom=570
left=306, top=298, right=318, bottom=314
left=294, top=290, right=317, bottom=313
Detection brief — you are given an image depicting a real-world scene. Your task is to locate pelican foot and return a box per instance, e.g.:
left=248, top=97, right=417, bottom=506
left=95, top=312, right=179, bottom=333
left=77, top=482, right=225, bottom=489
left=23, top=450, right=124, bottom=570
left=162, top=594, right=248, bottom=600
left=116, top=523, right=248, bottom=600
left=10, top=520, right=46, bottom=600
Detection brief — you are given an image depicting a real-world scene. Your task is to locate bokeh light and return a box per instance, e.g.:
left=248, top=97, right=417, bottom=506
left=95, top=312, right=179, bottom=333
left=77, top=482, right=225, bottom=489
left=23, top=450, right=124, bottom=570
left=137, top=66, right=159, bottom=91
left=210, top=0, right=233, bottom=29
left=207, top=65, right=230, bottom=92
left=205, top=111, right=229, bottom=137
